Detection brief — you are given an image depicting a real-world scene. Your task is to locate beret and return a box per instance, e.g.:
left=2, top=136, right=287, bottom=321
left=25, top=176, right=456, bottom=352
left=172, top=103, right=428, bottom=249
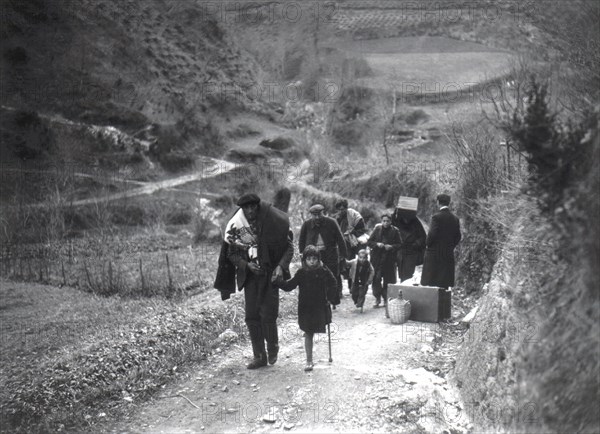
left=309, top=204, right=325, bottom=214
left=237, top=193, right=261, bottom=206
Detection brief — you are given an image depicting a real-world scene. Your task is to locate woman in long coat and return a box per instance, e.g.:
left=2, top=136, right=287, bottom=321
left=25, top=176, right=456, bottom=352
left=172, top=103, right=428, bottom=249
left=392, top=208, right=426, bottom=282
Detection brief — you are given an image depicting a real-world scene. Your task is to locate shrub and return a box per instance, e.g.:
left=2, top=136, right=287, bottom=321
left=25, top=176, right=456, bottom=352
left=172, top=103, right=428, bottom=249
left=109, top=205, right=145, bottom=226
left=500, top=78, right=595, bottom=214
left=342, top=168, right=434, bottom=211
left=336, top=86, right=377, bottom=122
left=192, top=198, right=222, bottom=244
left=226, top=123, right=260, bottom=139
left=158, top=152, right=195, bottom=173
left=404, top=109, right=430, bottom=126
left=331, top=120, right=369, bottom=154
left=2, top=110, right=55, bottom=160
left=166, top=209, right=192, bottom=225
left=259, top=137, right=294, bottom=151
left=450, top=123, right=510, bottom=292
left=200, top=118, right=225, bottom=155
left=342, top=57, right=373, bottom=79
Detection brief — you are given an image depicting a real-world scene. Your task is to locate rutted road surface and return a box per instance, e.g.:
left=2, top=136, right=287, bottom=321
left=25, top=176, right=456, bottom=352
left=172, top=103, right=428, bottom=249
left=105, top=279, right=472, bottom=434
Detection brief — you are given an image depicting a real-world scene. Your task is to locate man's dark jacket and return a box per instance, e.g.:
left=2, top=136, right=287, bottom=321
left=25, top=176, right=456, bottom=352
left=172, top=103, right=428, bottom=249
left=214, top=202, right=293, bottom=300
left=298, top=216, right=347, bottom=265
left=420, top=208, right=461, bottom=288
left=367, top=224, right=402, bottom=282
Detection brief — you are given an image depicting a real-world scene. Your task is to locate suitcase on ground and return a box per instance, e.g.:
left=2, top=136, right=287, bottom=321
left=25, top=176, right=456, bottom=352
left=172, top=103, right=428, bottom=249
left=387, top=284, right=451, bottom=323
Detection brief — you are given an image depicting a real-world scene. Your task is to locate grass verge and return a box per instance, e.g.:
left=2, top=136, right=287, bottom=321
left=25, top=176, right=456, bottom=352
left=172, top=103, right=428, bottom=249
left=0, top=278, right=247, bottom=433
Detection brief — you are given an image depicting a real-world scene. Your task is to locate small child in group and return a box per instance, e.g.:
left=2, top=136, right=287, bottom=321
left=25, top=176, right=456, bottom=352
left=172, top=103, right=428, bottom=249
left=276, top=245, right=337, bottom=372
left=346, top=249, right=374, bottom=313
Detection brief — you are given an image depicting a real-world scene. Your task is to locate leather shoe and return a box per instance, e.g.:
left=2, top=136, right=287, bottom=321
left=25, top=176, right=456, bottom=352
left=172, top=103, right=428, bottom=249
left=247, top=354, right=267, bottom=369
left=268, top=348, right=278, bottom=365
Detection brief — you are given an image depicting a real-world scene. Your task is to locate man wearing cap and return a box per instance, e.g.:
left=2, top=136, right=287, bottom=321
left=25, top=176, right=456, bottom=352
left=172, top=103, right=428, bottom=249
left=421, top=194, right=461, bottom=319
left=219, top=193, right=293, bottom=369
left=299, top=204, right=347, bottom=307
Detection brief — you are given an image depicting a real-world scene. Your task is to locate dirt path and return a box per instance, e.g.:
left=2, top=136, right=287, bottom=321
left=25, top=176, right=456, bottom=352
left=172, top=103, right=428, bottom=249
left=7, top=157, right=237, bottom=209
left=104, top=278, right=471, bottom=434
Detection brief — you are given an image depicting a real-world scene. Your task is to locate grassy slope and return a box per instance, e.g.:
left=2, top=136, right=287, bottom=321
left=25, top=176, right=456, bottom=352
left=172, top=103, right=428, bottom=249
left=0, top=0, right=266, bottom=167
left=0, top=276, right=245, bottom=432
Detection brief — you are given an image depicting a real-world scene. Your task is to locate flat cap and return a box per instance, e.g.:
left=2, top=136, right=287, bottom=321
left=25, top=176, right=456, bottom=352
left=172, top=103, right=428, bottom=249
left=237, top=193, right=261, bottom=206
left=309, top=204, right=325, bottom=214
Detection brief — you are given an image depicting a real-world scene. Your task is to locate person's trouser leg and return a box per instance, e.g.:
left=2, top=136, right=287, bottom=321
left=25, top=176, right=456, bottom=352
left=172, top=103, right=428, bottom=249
left=382, top=279, right=389, bottom=304
left=259, top=278, right=280, bottom=363
left=336, top=273, right=343, bottom=300
left=372, top=269, right=383, bottom=305
left=399, top=253, right=418, bottom=282
left=357, top=284, right=367, bottom=308
left=244, top=274, right=266, bottom=363
left=350, top=283, right=359, bottom=304
left=382, top=276, right=390, bottom=317
left=323, top=255, right=341, bottom=306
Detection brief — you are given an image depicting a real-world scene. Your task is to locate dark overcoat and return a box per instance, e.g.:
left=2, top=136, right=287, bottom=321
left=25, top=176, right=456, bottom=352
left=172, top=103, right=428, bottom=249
left=298, top=216, right=347, bottom=278
left=420, top=208, right=462, bottom=288
left=214, top=202, right=293, bottom=300
left=392, top=211, right=427, bottom=282
left=367, top=224, right=402, bottom=282
left=278, top=266, right=337, bottom=333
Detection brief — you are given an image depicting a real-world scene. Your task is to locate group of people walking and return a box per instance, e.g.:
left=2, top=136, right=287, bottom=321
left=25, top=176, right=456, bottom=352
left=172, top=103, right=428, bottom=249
left=214, top=192, right=461, bottom=372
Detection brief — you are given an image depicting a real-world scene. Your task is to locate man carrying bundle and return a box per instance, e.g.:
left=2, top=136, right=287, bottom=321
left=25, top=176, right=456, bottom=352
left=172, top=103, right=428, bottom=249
left=215, top=193, right=293, bottom=369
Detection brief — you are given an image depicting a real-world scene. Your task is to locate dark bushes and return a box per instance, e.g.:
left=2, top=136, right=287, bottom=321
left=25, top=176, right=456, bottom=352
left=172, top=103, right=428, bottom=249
left=501, top=78, right=595, bottom=214
left=1, top=110, right=55, bottom=160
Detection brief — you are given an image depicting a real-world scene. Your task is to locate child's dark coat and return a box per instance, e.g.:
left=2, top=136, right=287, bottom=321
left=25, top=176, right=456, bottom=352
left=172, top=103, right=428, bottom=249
left=279, top=266, right=337, bottom=333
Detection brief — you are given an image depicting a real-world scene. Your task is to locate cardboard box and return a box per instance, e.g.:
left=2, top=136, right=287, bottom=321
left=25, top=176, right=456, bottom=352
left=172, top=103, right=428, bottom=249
left=396, top=196, right=418, bottom=211
left=388, top=284, right=451, bottom=323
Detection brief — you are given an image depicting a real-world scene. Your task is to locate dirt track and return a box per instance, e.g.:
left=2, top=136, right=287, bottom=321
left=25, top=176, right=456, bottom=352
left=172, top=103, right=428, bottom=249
left=104, top=276, right=471, bottom=434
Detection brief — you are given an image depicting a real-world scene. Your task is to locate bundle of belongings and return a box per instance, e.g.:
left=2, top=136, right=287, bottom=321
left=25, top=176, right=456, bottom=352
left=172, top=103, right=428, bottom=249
left=224, top=207, right=258, bottom=262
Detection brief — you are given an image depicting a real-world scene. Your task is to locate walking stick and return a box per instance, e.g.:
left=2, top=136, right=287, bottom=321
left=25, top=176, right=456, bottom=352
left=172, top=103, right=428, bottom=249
left=327, top=323, right=333, bottom=363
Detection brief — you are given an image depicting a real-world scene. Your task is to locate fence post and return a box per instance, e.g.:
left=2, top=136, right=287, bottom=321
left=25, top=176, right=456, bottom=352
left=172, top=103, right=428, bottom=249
left=61, top=260, right=67, bottom=286
left=108, top=260, right=113, bottom=292
left=139, top=257, right=145, bottom=293
left=166, top=253, right=173, bottom=291
left=83, top=260, right=93, bottom=291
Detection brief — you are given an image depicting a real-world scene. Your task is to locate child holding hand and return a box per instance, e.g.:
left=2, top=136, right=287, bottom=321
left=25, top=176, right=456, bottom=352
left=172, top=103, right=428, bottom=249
left=346, top=249, right=374, bottom=313
left=277, top=245, right=337, bottom=371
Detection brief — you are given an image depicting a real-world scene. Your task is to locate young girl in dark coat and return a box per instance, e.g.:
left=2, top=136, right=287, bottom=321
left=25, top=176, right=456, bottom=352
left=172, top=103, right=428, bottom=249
left=277, top=245, right=337, bottom=371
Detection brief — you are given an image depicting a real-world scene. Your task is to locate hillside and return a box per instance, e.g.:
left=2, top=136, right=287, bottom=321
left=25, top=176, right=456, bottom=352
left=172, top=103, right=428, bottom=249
left=1, top=0, right=270, bottom=170
left=0, top=1, right=598, bottom=433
